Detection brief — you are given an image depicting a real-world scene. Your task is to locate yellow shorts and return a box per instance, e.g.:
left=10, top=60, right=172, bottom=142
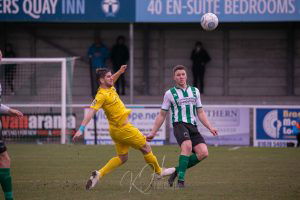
left=109, top=123, right=146, bottom=155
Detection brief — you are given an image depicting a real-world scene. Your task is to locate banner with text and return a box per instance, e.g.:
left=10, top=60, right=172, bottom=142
left=254, top=108, right=299, bottom=147
left=1, top=0, right=300, bottom=22
left=170, top=107, right=250, bottom=146
left=84, top=106, right=166, bottom=145
left=0, top=0, right=134, bottom=22
left=137, top=0, right=300, bottom=22
left=0, top=113, right=76, bottom=138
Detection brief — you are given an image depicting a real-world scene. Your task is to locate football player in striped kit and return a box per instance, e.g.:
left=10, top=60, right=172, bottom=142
left=0, top=51, right=23, bottom=200
left=147, top=65, right=218, bottom=188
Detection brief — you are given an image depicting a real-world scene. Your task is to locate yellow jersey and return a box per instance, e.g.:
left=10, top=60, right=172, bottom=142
left=90, top=86, right=131, bottom=127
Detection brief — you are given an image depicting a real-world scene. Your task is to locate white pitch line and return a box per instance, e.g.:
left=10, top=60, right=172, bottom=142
left=228, top=146, right=241, bottom=151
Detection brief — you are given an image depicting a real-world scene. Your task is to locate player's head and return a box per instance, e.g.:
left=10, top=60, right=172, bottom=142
left=94, top=36, right=102, bottom=46
left=96, top=68, right=113, bottom=88
left=117, top=35, right=125, bottom=44
left=195, top=41, right=203, bottom=49
left=5, top=43, right=13, bottom=52
left=173, top=65, right=187, bottom=87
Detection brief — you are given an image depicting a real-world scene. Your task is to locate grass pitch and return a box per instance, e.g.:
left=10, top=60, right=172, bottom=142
left=2, top=144, right=300, bottom=200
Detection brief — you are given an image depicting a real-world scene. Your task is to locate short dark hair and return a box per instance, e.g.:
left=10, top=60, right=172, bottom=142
left=117, top=35, right=125, bottom=42
left=195, top=41, right=202, bottom=46
left=173, top=65, right=187, bottom=74
left=96, top=68, right=111, bottom=84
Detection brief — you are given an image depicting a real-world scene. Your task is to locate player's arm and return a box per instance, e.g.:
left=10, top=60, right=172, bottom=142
left=0, top=104, right=23, bottom=117
left=147, top=110, right=168, bottom=142
left=73, top=93, right=104, bottom=142
left=79, top=108, right=97, bottom=127
left=73, top=108, right=98, bottom=142
left=147, top=92, right=171, bottom=142
left=111, top=65, right=127, bottom=83
left=196, top=108, right=218, bottom=136
left=147, top=91, right=171, bottom=141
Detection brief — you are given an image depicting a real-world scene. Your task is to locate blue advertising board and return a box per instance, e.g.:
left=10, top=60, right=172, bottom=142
left=254, top=108, right=300, bottom=147
left=1, top=0, right=300, bottom=22
left=0, top=0, right=134, bottom=22
left=136, top=0, right=300, bottom=22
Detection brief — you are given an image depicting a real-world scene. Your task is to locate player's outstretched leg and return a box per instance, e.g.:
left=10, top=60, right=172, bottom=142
left=86, top=170, right=100, bottom=190
left=86, top=155, right=126, bottom=190
left=140, top=144, right=175, bottom=178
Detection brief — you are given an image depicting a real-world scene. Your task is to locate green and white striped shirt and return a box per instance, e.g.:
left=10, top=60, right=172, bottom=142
left=0, top=83, right=10, bottom=114
left=161, top=86, right=202, bottom=125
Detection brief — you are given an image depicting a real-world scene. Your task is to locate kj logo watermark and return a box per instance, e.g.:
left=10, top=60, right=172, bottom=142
left=119, top=155, right=178, bottom=194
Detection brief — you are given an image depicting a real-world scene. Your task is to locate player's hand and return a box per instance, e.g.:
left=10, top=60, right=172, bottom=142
left=146, top=133, right=156, bottom=142
left=8, top=108, right=23, bottom=117
left=119, top=65, right=127, bottom=73
left=72, top=131, right=83, bottom=143
left=209, top=127, right=218, bottom=136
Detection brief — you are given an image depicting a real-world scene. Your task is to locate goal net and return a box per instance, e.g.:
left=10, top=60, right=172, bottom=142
left=0, top=57, right=76, bottom=144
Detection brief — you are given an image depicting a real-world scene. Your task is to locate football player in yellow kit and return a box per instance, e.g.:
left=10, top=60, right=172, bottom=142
left=73, top=65, right=175, bottom=190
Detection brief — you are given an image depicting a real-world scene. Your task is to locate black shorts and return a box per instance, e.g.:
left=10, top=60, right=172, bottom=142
left=173, top=122, right=206, bottom=147
left=0, top=131, right=7, bottom=154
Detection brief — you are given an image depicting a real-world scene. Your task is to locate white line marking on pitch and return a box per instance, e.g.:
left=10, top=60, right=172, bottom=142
left=228, top=146, right=241, bottom=151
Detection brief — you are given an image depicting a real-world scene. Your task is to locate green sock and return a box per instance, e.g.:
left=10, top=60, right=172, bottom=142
left=0, top=168, right=14, bottom=200
left=187, top=153, right=200, bottom=168
left=177, top=155, right=189, bottom=181
left=176, top=153, right=200, bottom=172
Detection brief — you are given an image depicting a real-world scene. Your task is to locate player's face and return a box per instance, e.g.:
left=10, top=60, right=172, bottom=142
left=174, top=69, right=187, bottom=86
left=101, top=72, right=114, bottom=87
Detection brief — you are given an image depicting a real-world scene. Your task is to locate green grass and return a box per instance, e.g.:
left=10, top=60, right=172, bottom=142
left=1, top=144, right=300, bottom=200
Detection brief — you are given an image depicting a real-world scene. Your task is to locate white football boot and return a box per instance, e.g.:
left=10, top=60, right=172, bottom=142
left=86, top=170, right=100, bottom=190
left=155, top=167, right=176, bottom=180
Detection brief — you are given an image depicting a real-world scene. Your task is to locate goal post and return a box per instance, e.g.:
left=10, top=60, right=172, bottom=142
left=0, top=57, right=76, bottom=144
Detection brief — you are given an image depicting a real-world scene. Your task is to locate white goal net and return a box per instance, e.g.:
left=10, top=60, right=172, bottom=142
left=0, top=57, right=76, bottom=144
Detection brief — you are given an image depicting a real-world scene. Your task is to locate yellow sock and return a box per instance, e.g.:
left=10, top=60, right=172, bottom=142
left=98, top=157, right=123, bottom=177
left=143, top=151, right=162, bottom=174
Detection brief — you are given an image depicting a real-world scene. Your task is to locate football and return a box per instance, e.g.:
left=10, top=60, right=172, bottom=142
left=201, top=13, right=219, bottom=31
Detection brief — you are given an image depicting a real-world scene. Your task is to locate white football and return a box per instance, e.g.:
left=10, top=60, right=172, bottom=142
left=201, top=13, right=219, bottom=31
